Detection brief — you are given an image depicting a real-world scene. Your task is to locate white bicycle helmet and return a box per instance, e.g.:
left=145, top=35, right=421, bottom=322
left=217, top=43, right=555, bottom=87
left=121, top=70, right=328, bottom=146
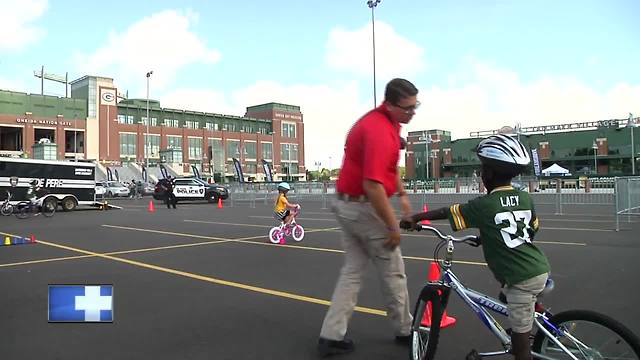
left=277, top=182, right=290, bottom=191
left=477, top=134, right=530, bottom=173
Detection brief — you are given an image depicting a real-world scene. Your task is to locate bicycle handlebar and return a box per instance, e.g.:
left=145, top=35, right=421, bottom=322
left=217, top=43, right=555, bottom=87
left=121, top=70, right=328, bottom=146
left=414, top=224, right=481, bottom=247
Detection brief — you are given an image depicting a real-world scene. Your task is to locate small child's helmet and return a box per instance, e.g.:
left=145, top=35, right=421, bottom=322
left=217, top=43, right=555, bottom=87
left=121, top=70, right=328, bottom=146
left=476, top=134, right=530, bottom=176
left=277, top=182, right=290, bottom=191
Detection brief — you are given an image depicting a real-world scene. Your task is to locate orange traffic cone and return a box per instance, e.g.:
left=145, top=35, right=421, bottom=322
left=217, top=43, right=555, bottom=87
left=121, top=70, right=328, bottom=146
left=421, top=262, right=457, bottom=328
left=420, top=204, right=431, bottom=225
left=217, top=198, right=223, bottom=209
left=148, top=200, right=155, bottom=213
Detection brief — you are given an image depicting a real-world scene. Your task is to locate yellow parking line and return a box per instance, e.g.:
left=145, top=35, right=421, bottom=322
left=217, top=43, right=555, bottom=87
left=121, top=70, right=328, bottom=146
left=103, top=225, right=489, bottom=266
left=184, top=219, right=340, bottom=232
left=541, top=227, right=613, bottom=232
left=101, top=225, right=242, bottom=242
left=32, top=238, right=387, bottom=317
left=249, top=215, right=337, bottom=221
left=0, top=239, right=232, bottom=268
left=185, top=220, right=274, bottom=229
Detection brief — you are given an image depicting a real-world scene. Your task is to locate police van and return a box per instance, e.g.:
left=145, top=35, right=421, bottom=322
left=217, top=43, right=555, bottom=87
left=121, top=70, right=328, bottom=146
left=153, top=177, right=229, bottom=203
left=0, top=157, right=98, bottom=211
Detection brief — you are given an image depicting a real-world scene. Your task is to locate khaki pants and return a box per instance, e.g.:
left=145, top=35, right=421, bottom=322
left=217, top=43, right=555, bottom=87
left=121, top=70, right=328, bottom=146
left=319, top=199, right=412, bottom=340
left=503, top=272, right=548, bottom=333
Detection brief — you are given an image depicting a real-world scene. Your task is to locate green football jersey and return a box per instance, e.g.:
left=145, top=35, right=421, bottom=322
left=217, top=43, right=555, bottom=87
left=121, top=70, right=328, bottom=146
left=447, top=185, right=550, bottom=286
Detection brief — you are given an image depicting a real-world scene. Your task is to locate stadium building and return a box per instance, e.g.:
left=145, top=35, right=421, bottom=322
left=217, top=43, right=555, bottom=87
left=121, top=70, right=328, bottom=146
left=0, top=75, right=305, bottom=182
left=405, top=118, right=639, bottom=179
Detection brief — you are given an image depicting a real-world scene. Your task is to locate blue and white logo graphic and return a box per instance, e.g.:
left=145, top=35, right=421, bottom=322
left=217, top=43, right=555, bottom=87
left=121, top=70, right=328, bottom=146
left=48, top=285, right=113, bottom=322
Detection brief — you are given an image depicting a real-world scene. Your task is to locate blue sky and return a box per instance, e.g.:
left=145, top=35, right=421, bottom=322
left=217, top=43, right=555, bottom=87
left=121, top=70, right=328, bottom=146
left=1, top=0, right=638, bottom=167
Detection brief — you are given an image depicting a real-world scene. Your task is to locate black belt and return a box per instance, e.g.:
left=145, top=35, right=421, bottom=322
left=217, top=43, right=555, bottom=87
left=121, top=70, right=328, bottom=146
left=336, top=193, right=368, bottom=202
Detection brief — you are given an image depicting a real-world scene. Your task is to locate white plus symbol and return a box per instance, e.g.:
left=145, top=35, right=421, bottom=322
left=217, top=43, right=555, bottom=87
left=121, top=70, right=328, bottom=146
left=75, top=286, right=112, bottom=321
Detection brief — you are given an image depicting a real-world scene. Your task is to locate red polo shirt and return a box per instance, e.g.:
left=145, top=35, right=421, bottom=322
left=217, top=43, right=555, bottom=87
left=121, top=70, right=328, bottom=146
left=336, top=104, right=401, bottom=197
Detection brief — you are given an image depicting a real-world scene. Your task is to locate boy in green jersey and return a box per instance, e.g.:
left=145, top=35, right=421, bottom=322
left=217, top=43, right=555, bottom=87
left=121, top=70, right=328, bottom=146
left=401, top=134, right=550, bottom=360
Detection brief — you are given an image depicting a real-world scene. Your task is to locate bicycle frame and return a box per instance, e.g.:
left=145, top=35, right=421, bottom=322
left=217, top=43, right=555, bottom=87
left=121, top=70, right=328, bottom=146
left=278, top=207, right=300, bottom=228
left=437, top=268, right=581, bottom=360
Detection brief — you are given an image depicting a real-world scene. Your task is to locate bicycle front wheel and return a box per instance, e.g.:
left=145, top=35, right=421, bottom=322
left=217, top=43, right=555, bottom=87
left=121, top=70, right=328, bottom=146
left=410, top=286, right=443, bottom=360
left=533, top=309, right=640, bottom=360
left=41, top=199, right=56, bottom=217
left=291, top=225, right=304, bottom=241
left=15, top=202, right=31, bottom=219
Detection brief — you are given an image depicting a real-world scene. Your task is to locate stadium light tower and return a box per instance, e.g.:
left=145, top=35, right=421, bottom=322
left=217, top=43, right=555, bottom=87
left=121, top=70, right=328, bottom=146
left=145, top=71, right=153, bottom=169
left=628, top=113, right=636, bottom=175
left=367, top=0, right=381, bottom=107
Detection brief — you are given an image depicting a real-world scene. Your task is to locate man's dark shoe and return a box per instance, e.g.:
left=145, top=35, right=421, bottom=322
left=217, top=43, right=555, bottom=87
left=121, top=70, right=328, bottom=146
left=317, top=337, right=355, bottom=357
left=395, top=334, right=412, bottom=345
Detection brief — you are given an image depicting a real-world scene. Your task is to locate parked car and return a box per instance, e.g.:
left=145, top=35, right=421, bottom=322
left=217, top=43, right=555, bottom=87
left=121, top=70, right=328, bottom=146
left=103, top=181, right=130, bottom=198
left=142, top=182, right=155, bottom=196
left=153, top=177, right=229, bottom=203
left=95, top=181, right=106, bottom=197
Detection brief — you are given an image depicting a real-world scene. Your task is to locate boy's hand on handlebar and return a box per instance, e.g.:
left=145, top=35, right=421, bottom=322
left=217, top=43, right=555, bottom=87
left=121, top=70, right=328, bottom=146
left=399, top=216, right=419, bottom=231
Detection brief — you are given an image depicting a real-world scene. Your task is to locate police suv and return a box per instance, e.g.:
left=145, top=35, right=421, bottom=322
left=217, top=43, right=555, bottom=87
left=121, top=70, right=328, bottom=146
left=154, top=177, right=229, bottom=203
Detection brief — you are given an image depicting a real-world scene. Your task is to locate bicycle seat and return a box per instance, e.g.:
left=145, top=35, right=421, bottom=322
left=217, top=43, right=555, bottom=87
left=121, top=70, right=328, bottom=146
left=498, top=278, right=554, bottom=304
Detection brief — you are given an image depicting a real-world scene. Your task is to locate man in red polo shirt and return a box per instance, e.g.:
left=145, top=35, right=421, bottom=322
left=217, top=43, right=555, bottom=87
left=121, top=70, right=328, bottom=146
left=318, top=78, right=419, bottom=357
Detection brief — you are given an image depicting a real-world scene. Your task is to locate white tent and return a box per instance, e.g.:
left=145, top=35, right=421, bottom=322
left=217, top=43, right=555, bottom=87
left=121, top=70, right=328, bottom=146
left=541, top=163, right=571, bottom=176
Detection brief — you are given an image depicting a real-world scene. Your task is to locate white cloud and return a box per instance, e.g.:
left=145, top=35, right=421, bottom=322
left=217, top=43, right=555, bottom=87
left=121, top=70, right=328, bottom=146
left=72, top=9, right=221, bottom=94
left=0, top=77, right=27, bottom=92
left=408, top=64, right=640, bottom=140
left=0, top=0, right=48, bottom=52
left=326, top=21, right=426, bottom=80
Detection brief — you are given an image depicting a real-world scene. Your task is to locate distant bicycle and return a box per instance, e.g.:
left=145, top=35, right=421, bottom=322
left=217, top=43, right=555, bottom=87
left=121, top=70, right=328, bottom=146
left=1, top=190, right=14, bottom=216
left=15, top=197, right=56, bottom=219
left=269, top=205, right=305, bottom=243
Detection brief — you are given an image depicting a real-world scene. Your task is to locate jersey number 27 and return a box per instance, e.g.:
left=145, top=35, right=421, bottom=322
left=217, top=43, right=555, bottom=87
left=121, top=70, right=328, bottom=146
left=494, top=210, right=533, bottom=248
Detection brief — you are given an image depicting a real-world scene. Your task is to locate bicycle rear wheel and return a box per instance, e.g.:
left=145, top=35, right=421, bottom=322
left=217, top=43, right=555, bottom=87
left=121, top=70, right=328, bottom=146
left=1, top=203, right=13, bottom=216
left=410, top=286, right=443, bottom=360
left=533, top=309, right=640, bottom=359
left=268, top=227, right=283, bottom=244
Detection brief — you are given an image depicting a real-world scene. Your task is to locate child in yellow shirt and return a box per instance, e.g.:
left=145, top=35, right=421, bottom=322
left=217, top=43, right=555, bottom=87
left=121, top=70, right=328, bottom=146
left=274, top=182, right=299, bottom=226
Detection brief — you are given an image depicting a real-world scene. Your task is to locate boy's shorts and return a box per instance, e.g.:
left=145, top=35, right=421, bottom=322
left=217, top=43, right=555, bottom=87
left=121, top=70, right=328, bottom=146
left=503, top=272, right=548, bottom=333
left=275, top=210, right=290, bottom=221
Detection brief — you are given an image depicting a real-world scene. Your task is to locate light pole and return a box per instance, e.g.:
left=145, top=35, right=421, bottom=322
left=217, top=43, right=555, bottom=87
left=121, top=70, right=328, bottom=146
left=367, top=0, right=381, bottom=108
left=145, top=71, right=153, bottom=169
left=628, top=113, right=636, bottom=175
left=592, top=140, right=598, bottom=175
left=73, top=112, right=78, bottom=161
left=314, top=161, right=321, bottom=181
left=419, top=131, right=439, bottom=180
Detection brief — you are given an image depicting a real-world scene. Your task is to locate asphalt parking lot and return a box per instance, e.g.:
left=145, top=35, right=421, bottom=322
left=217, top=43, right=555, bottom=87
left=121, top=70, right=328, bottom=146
left=1, top=196, right=639, bottom=360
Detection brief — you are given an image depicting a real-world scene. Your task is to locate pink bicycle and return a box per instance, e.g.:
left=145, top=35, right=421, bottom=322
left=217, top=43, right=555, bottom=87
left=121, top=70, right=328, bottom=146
left=269, top=205, right=305, bottom=243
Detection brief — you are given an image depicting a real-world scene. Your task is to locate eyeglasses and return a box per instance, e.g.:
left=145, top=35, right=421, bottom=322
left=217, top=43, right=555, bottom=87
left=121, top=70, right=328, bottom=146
left=394, top=101, right=421, bottom=113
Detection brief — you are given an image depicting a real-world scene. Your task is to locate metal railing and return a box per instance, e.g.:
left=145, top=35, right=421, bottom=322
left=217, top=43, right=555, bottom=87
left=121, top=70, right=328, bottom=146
left=615, top=177, right=640, bottom=231
left=225, top=176, right=634, bottom=229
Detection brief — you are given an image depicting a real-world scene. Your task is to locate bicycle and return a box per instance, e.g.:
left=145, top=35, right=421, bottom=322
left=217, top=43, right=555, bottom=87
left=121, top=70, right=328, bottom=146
left=15, top=197, right=56, bottom=219
left=269, top=205, right=305, bottom=243
left=408, top=224, right=640, bottom=360
left=1, top=190, right=14, bottom=216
